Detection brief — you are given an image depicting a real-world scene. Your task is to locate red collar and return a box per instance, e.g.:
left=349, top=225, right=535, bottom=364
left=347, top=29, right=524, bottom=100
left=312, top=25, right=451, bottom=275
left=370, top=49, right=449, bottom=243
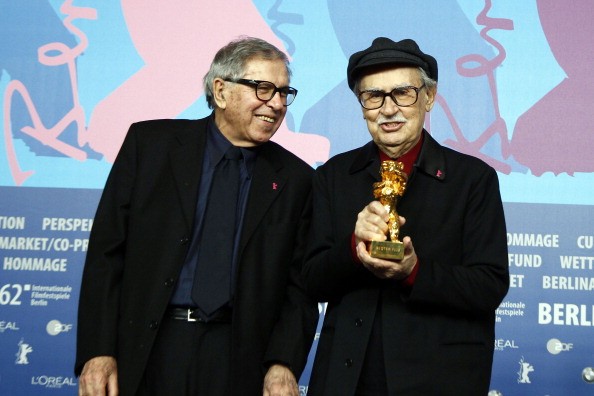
left=378, top=134, right=423, bottom=176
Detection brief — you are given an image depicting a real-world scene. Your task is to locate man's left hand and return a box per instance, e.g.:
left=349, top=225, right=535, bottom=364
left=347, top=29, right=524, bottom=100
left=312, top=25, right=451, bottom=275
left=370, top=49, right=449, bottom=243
left=356, top=234, right=417, bottom=280
left=263, top=364, right=299, bottom=396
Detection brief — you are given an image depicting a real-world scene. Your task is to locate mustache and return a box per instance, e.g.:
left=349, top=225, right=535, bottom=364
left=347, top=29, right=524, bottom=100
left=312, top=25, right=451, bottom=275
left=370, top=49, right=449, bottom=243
left=377, top=114, right=407, bottom=124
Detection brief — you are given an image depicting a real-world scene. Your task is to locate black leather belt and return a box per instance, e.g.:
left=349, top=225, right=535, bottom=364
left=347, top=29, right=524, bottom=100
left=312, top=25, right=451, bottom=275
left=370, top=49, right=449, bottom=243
left=166, top=307, right=232, bottom=323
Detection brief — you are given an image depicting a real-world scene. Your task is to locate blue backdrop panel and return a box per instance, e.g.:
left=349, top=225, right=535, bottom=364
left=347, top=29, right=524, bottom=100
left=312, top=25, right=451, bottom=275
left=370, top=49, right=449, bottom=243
left=0, top=187, right=100, bottom=395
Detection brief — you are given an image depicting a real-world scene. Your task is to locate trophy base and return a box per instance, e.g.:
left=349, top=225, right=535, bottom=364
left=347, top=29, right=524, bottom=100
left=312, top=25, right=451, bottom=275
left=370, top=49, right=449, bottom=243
left=369, top=240, right=404, bottom=260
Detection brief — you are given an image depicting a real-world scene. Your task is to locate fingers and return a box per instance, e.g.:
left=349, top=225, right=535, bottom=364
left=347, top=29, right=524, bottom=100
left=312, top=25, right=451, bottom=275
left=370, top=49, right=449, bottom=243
left=354, top=202, right=416, bottom=280
left=355, top=203, right=409, bottom=244
left=356, top=242, right=398, bottom=279
left=78, top=356, right=118, bottom=396
left=263, top=364, right=299, bottom=396
left=357, top=237, right=417, bottom=280
left=355, top=202, right=390, bottom=243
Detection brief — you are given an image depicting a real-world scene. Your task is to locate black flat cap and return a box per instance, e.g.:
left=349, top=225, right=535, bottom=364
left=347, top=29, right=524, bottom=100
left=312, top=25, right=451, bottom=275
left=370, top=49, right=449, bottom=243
left=347, top=37, right=438, bottom=90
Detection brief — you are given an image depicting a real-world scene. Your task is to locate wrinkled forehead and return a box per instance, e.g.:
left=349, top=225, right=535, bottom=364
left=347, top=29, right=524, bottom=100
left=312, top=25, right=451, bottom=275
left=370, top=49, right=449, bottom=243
left=242, top=57, right=290, bottom=84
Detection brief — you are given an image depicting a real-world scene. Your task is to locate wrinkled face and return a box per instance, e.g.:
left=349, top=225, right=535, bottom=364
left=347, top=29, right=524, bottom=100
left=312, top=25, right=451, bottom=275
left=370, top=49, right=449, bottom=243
left=359, top=67, right=435, bottom=157
left=213, top=58, right=289, bottom=147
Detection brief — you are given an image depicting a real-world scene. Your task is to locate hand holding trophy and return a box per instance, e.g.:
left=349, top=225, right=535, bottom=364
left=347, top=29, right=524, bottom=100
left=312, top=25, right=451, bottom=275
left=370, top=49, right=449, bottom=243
left=369, top=160, right=408, bottom=260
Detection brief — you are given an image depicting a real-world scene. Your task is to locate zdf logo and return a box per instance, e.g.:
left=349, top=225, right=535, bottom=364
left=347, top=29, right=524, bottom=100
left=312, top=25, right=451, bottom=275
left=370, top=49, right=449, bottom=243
left=46, top=320, right=73, bottom=336
left=546, top=338, right=573, bottom=355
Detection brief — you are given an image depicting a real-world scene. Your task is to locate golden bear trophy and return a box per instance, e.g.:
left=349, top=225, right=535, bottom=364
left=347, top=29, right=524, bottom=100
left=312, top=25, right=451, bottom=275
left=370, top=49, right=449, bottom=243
left=369, top=160, right=408, bottom=260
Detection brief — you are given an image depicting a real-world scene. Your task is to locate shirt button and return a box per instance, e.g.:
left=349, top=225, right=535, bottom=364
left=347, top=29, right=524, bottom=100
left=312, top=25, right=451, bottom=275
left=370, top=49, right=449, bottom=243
left=355, top=318, right=363, bottom=327
left=344, top=358, right=353, bottom=368
left=164, top=278, right=175, bottom=287
left=148, top=320, right=159, bottom=330
left=180, top=236, right=189, bottom=245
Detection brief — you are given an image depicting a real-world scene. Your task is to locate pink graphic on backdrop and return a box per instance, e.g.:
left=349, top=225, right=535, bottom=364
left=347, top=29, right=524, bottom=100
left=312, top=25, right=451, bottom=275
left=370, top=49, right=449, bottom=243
left=80, top=0, right=329, bottom=165
left=510, top=0, right=594, bottom=176
left=3, top=0, right=97, bottom=185
left=434, top=0, right=513, bottom=174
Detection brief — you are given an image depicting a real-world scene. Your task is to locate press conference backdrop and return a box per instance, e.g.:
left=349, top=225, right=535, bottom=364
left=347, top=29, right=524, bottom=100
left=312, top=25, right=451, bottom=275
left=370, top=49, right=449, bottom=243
left=1, top=1, right=593, bottom=395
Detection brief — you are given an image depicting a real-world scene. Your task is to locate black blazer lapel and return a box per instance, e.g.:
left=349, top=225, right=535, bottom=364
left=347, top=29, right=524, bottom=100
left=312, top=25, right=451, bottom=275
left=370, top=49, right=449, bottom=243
left=239, top=143, right=287, bottom=252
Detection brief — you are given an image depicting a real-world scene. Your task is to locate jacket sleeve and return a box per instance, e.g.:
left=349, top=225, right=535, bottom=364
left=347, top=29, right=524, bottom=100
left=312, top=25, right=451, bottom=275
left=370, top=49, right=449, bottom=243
left=407, top=166, right=510, bottom=315
left=74, top=125, right=139, bottom=375
left=263, top=187, right=319, bottom=377
left=302, top=163, right=376, bottom=303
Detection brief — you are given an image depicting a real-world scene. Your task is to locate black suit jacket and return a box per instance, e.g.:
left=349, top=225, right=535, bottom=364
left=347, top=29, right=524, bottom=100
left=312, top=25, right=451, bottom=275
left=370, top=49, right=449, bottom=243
left=304, top=131, right=509, bottom=396
left=75, top=117, right=318, bottom=395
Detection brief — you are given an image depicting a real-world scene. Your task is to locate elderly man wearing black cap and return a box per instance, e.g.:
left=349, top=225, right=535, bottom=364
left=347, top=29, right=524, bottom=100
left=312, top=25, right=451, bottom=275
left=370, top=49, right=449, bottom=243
left=303, top=37, right=509, bottom=395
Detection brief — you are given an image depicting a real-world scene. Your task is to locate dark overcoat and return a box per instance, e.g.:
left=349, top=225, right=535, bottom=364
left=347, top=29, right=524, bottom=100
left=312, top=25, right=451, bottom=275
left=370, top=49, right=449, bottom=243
left=304, top=131, right=509, bottom=396
left=75, top=117, right=318, bottom=395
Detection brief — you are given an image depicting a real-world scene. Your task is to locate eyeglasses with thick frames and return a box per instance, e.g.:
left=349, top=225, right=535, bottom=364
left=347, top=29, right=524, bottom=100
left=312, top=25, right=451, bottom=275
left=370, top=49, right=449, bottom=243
left=224, top=78, right=298, bottom=106
left=358, top=84, right=426, bottom=110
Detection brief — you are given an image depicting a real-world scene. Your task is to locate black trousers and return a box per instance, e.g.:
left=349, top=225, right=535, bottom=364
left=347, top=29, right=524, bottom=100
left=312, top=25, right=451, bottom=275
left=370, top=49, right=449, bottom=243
left=136, top=316, right=232, bottom=396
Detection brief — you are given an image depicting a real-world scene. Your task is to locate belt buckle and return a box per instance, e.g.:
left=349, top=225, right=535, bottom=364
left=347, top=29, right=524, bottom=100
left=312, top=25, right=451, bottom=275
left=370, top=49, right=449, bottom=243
left=186, top=308, right=197, bottom=322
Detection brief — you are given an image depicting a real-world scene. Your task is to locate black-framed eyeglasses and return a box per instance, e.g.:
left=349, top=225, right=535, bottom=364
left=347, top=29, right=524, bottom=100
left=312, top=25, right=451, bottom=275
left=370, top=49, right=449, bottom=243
left=224, top=78, right=298, bottom=106
left=357, top=84, right=426, bottom=110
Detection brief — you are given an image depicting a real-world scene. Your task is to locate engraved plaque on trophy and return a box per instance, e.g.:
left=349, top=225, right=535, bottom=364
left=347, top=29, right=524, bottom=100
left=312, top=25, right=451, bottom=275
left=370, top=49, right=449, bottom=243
left=369, top=160, right=408, bottom=260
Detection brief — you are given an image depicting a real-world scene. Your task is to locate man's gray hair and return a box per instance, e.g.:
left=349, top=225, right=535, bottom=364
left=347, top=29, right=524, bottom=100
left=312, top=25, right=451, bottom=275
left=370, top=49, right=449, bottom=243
left=203, top=36, right=291, bottom=109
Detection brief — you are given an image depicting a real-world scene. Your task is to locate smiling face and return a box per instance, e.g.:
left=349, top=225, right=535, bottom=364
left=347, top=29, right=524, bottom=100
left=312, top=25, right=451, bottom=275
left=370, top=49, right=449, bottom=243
left=359, top=66, right=436, bottom=158
left=213, top=57, right=289, bottom=147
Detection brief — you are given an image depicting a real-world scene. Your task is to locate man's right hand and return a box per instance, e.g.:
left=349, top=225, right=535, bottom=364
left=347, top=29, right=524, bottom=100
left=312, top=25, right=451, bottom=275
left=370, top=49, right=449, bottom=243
left=354, top=201, right=390, bottom=245
left=78, top=356, right=118, bottom=396
left=354, top=201, right=417, bottom=280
